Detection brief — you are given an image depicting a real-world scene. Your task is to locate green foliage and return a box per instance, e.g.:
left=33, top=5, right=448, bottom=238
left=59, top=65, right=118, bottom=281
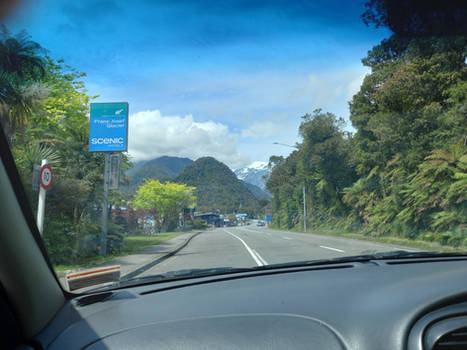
left=133, top=179, right=196, bottom=232
left=267, top=110, right=356, bottom=230
left=175, top=156, right=259, bottom=213
left=0, top=27, right=47, bottom=144
left=397, top=143, right=467, bottom=232
left=0, top=28, right=136, bottom=264
left=267, top=35, right=466, bottom=246
left=190, top=219, right=208, bottom=229
left=125, top=156, right=193, bottom=192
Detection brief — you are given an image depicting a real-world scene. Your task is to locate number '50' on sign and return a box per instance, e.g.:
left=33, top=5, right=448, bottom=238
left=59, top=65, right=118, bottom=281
left=39, top=164, right=53, bottom=190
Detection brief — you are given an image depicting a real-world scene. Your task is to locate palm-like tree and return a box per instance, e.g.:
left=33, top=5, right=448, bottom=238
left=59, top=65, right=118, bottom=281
left=397, top=141, right=467, bottom=231
left=0, top=26, right=46, bottom=144
left=0, top=26, right=45, bottom=78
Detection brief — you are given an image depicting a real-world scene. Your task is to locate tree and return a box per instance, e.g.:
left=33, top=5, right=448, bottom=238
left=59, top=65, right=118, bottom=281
left=5, top=54, right=133, bottom=263
left=264, top=3, right=466, bottom=242
left=133, top=180, right=196, bottom=232
left=345, top=33, right=466, bottom=235
left=0, top=27, right=47, bottom=144
left=266, top=110, right=355, bottom=229
left=362, top=0, right=467, bottom=37
left=397, top=142, right=467, bottom=232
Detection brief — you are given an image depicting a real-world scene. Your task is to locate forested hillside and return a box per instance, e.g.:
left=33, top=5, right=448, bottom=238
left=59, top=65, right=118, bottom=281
left=125, top=156, right=193, bottom=191
left=175, top=157, right=259, bottom=213
left=242, top=181, right=272, bottom=200
left=267, top=35, right=466, bottom=245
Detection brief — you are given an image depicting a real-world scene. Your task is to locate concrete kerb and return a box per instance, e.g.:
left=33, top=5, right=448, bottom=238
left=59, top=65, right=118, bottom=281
left=56, top=231, right=203, bottom=280
left=121, top=231, right=202, bottom=280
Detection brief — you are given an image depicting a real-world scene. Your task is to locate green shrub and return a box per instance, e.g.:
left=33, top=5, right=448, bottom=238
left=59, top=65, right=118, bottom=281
left=436, top=233, right=453, bottom=245
left=191, top=219, right=208, bottom=229
left=107, top=233, right=124, bottom=255
left=447, top=235, right=463, bottom=247
left=423, top=233, right=434, bottom=242
left=43, top=219, right=78, bottom=265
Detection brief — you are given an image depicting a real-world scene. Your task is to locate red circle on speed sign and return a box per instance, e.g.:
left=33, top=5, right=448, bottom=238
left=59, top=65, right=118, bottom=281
left=39, top=164, right=53, bottom=190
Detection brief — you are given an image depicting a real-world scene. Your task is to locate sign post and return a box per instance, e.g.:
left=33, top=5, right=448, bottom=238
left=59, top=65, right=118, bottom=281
left=32, top=164, right=41, bottom=191
left=101, top=153, right=111, bottom=255
left=37, top=160, right=53, bottom=235
left=109, top=154, right=120, bottom=190
left=265, top=209, right=272, bottom=226
left=89, top=102, right=128, bottom=256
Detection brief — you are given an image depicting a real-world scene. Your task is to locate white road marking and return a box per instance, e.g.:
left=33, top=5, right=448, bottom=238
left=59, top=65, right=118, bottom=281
left=242, top=228, right=262, bottom=234
left=320, top=245, right=345, bottom=253
left=266, top=232, right=272, bottom=236
left=224, top=229, right=264, bottom=266
left=253, top=249, right=268, bottom=265
left=282, top=236, right=292, bottom=240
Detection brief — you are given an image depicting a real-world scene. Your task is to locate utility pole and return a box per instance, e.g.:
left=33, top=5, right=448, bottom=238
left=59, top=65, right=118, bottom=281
left=273, top=142, right=307, bottom=232
left=303, top=183, right=306, bottom=232
left=101, top=153, right=111, bottom=256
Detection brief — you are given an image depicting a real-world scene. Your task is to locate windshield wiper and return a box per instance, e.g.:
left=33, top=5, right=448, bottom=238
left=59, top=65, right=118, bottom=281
left=341, top=250, right=467, bottom=261
left=87, top=251, right=467, bottom=293
left=122, top=266, right=258, bottom=284
left=270, top=250, right=467, bottom=269
left=247, top=250, right=462, bottom=269
left=89, top=266, right=260, bottom=292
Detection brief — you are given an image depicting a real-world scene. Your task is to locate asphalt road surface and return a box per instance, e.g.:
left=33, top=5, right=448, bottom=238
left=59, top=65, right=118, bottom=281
left=139, top=225, right=418, bottom=277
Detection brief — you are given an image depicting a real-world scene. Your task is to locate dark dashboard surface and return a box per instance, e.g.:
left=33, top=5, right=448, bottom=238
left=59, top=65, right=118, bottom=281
left=38, top=258, right=467, bottom=350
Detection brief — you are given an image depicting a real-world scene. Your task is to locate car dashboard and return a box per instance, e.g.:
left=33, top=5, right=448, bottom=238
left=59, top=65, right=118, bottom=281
left=36, top=257, right=467, bottom=350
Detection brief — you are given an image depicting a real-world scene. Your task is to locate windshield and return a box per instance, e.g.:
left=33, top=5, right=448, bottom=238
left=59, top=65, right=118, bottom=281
left=1, top=0, right=466, bottom=292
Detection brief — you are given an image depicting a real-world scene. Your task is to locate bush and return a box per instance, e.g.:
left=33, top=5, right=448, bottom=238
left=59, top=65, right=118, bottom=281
left=191, top=219, right=208, bottom=229
left=447, top=235, right=463, bottom=247
left=422, top=233, right=434, bottom=242
left=43, top=219, right=78, bottom=265
left=106, top=233, right=124, bottom=255
left=436, top=233, right=453, bottom=245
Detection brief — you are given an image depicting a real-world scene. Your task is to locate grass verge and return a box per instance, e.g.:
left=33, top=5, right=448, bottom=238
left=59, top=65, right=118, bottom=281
left=54, top=232, right=187, bottom=273
left=288, top=227, right=467, bottom=253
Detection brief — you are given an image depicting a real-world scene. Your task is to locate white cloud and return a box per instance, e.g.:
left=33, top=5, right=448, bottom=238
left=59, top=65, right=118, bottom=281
left=241, top=121, right=283, bottom=139
left=128, top=110, right=250, bottom=169
left=346, top=69, right=369, bottom=102
left=305, top=67, right=370, bottom=111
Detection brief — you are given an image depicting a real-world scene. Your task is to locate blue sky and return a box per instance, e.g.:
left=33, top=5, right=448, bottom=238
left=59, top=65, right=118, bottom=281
left=8, top=0, right=389, bottom=168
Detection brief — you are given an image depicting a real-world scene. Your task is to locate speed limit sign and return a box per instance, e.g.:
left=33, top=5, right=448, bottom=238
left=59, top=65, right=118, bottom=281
left=39, top=164, right=53, bottom=190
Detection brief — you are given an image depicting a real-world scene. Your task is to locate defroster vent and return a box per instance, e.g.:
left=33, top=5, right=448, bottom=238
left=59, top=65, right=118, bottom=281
left=424, top=316, right=467, bottom=350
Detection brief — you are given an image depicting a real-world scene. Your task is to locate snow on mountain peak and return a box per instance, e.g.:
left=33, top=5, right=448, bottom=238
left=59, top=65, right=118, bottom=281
left=234, top=161, right=270, bottom=190
left=249, top=161, right=268, bottom=170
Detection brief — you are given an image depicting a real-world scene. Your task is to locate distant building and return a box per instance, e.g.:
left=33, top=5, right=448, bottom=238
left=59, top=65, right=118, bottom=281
left=194, top=212, right=224, bottom=227
left=182, top=207, right=195, bottom=221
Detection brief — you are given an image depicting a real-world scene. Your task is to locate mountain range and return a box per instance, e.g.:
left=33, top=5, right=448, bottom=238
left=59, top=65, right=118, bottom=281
left=175, top=157, right=259, bottom=213
left=234, top=161, right=270, bottom=189
left=124, top=156, right=192, bottom=192
left=125, top=156, right=271, bottom=210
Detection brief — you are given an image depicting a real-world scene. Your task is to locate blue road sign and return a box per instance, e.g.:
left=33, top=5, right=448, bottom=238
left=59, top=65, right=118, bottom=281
left=266, top=214, right=272, bottom=223
left=89, top=102, right=128, bottom=152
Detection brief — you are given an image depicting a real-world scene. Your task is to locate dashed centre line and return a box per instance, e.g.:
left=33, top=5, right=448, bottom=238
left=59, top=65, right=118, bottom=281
left=319, top=245, right=345, bottom=253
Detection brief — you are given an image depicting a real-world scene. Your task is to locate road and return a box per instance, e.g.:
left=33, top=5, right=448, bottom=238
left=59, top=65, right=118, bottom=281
left=139, top=225, right=418, bottom=277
